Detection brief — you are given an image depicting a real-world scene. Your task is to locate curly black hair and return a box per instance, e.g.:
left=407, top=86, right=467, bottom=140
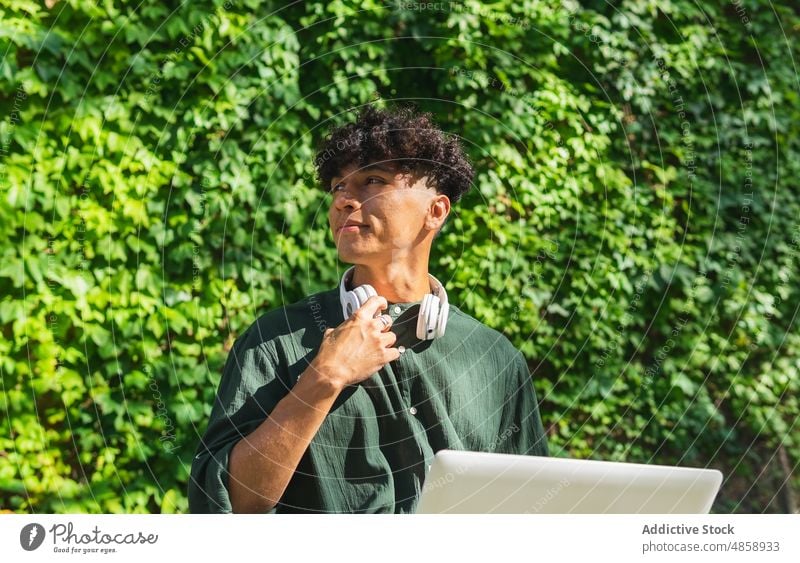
left=314, top=105, right=474, bottom=205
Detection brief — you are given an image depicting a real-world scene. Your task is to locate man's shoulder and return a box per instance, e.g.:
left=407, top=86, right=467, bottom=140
left=447, top=304, right=522, bottom=361
left=234, top=287, right=339, bottom=349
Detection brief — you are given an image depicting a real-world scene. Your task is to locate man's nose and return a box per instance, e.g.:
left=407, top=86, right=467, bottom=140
left=333, top=188, right=360, bottom=210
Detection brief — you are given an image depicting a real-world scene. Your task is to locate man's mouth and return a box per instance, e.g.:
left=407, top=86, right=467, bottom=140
left=336, top=223, right=368, bottom=233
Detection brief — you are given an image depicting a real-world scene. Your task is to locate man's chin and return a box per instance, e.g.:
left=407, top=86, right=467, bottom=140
left=335, top=248, right=362, bottom=263
left=335, top=249, right=383, bottom=265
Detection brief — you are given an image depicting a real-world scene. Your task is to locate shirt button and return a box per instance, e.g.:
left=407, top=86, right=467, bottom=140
left=398, top=346, right=406, bottom=354
left=409, top=406, right=417, bottom=415
left=393, top=306, right=402, bottom=314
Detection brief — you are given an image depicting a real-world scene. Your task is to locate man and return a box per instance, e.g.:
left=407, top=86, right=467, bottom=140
left=188, top=106, right=549, bottom=513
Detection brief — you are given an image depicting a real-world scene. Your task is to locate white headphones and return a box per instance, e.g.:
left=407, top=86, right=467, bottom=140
left=338, top=266, right=449, bottom=340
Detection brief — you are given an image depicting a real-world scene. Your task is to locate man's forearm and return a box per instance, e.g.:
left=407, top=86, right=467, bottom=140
left=228, top=361, right=342, bottom=513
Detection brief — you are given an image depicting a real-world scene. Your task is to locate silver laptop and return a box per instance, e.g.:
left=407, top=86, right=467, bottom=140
left=416, top=449, right=723, bottom=514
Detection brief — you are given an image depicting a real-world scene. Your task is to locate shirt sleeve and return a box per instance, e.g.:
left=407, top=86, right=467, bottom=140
left=495, top=351, right=550, bottom=457
left=188, top=328, right=287, bottom=513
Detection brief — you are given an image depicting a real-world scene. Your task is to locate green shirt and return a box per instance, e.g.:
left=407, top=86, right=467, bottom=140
left=188, top=286, right=549, bottom=513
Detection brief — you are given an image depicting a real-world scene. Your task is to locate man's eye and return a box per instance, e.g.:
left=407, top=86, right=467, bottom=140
left=330, top=178, right=382, bottom=193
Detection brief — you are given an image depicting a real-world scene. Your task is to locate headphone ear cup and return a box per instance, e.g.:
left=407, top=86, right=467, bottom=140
left=416, top=295, right=430, bottom=339
left=360, top=284, right=378, bottom=302
left=346, top=284, right=377, bottom=317
left=426, top=295, right=440, bottom=339
left=344, top=291, right=359, bottom=318
left=435, top=300, right=448, bottom=338
left=417, top=294, right=439, bottom=340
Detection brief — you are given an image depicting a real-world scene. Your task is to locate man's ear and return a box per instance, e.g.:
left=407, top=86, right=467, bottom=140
left=427, top=194, right=451, bottom=233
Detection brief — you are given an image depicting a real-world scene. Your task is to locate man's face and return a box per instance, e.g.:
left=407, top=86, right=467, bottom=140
left=327, top=162, right=449, bottom=266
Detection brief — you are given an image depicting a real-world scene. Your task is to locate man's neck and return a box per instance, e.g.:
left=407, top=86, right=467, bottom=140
left=350, top=262, right=431, bottom=304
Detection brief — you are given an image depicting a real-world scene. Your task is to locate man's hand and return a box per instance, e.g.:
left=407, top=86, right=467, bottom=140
left=311, top=295, right=401, bottom=389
